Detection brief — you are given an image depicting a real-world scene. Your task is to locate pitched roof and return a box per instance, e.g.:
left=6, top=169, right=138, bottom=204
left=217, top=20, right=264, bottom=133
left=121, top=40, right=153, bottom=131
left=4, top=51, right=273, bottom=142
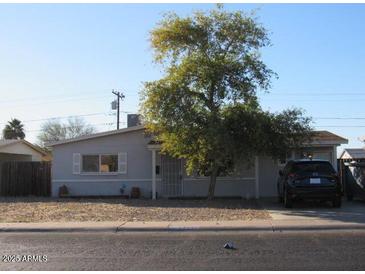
left=46, top=125, right=145, bottom=147
left=0, top=139, right=49, bottom=156
left=340, top=148, right=365, bottom=159
left=47, top=125, right=348, bottom=148
left=310, top=130, right=348, bottom=145
left=0, top=139, right=19, bottom=148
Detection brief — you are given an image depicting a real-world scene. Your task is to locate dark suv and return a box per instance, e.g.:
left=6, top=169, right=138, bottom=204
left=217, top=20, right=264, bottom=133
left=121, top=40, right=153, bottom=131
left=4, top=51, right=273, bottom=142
left=277, top=159, right=342, bottom=208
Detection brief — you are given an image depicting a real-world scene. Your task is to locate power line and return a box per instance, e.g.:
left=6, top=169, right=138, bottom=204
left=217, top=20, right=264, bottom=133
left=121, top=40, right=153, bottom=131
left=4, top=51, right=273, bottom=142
left=315, top=125, right=365, bottom=128
left=262, top=93, right=365, bottom=96
left=0, top=95, right=112, bottom=108
left=0, top=111, right=134, bottom=126
left=0, top=90, right=139, bottom=104
left=23, top=122, right=127, bottom=133
left=0, top=112, right=107, bottom=125
left=313, top=117, right=365, bottom=120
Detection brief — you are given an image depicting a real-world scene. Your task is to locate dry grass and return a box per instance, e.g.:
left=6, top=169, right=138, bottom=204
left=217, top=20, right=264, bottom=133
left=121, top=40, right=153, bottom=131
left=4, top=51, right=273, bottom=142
left=0, top=197, right=271, bottom=223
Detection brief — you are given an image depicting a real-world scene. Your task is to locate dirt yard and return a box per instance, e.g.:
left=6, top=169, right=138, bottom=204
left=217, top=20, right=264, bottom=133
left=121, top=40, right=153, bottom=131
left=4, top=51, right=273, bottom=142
left=0, top=197, right=270, bottom=223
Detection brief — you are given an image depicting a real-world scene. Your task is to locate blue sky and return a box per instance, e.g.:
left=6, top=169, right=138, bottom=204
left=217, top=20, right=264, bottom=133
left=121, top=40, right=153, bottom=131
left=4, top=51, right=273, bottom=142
left=0, top=4, right=364, bottom=154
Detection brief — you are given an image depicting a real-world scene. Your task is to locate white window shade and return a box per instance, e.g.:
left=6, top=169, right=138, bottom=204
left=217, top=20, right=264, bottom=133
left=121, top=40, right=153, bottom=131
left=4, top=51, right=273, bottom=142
left=118, top=152, right=127, bottom=174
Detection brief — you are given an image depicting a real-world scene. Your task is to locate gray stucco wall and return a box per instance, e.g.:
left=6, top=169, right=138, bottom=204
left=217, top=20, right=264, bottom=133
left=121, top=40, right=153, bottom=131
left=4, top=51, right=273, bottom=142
left=258, top=156, right=279, bottom=197
left=51, top=128, right=257, bottom=198
left=51, top=129, right=159, bottom=197
left=182, top=179, right=256, bottom=198
left=51, top=129, right=338, bottom=198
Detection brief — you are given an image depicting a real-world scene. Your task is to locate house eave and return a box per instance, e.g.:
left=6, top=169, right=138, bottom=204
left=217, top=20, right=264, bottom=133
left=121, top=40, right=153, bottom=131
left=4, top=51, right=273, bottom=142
left=46, top=125, right=145, bottom=147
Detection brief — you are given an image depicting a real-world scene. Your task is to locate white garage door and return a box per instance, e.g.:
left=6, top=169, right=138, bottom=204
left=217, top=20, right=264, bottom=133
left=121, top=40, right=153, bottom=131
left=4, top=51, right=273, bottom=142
left=312, top=151, right=332, bottom=162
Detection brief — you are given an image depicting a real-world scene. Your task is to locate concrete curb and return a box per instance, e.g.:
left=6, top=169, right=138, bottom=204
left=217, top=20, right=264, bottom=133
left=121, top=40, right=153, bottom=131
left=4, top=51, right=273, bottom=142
left=0, top=228, right=117, bottom=233
left=116, top=226, right=274, bottom=232
left=1, top=220, right=365, bottom=233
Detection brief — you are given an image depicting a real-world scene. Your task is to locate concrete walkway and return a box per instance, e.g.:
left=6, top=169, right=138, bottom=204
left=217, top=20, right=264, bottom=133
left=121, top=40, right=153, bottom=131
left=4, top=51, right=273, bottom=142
left=260, top=198, right=365, bottom=223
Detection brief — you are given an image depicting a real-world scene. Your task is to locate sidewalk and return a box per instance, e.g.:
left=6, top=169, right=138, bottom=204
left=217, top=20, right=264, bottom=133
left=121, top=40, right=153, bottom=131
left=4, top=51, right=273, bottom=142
left=1, top=219, right=365, bottom=233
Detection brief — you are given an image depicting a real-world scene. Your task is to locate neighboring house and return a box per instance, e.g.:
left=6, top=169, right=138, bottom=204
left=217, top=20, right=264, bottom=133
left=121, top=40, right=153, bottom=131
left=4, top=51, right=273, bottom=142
left=48, top=123, right=347, bottom=199
left=339, top=148, right=365, bottom=197
left=0, top=139, right=51, bottom=186
left=340, top=148, right=365, bottom=162
left=0, top=139, right=50, bottom=162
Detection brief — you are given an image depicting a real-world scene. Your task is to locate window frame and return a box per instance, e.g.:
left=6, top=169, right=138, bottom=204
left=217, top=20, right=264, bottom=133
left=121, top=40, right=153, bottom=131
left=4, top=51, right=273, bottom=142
left=80, top=153, right=122, bottom=175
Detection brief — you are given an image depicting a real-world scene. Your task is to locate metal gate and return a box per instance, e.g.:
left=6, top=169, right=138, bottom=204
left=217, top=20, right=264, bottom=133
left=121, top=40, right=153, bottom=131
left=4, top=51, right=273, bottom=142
left=161, top=155, right=182, bottom=197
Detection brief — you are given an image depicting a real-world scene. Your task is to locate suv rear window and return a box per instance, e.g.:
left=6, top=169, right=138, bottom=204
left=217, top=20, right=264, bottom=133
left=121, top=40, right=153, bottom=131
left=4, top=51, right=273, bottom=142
left=292, top=161, right=335, bottom=174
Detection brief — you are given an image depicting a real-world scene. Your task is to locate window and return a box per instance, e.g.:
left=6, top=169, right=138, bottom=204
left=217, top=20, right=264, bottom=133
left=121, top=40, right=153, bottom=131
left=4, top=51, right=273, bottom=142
left=80, top=154, right=124, bottom=174
left=292, top=161, right=335, bottom=174
left=82, top=155, right=99, bottom=172
left=101, top=155, right=118, bottom=173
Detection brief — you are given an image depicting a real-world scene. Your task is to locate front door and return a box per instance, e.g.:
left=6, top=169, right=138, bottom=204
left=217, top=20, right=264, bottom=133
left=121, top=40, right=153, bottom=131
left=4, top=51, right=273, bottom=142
left=161, top=155, right=182, bottom=197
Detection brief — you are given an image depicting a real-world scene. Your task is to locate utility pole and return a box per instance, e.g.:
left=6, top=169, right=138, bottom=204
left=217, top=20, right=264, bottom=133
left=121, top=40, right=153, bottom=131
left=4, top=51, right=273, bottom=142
left=112, top=89, right=125, bottom=130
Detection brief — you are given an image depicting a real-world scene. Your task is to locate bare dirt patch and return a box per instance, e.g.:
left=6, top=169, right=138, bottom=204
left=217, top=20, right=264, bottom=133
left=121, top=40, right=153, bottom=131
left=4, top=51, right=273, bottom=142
left=0, top=197, right=270, bottom=223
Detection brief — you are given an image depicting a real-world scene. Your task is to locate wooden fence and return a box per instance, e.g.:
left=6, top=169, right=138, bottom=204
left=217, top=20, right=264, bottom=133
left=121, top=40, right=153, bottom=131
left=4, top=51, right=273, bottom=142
left=0, top=161, right=51, bottom=196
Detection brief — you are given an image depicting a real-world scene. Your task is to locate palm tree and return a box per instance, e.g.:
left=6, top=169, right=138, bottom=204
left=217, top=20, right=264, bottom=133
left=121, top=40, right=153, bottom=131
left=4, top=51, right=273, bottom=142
left=2, top=119, right=25, bottom=140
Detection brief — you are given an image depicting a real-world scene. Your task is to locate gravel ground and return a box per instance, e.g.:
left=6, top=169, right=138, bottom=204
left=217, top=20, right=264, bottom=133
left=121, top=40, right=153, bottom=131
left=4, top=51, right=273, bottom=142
left=0, top=197, right=270, bottom=223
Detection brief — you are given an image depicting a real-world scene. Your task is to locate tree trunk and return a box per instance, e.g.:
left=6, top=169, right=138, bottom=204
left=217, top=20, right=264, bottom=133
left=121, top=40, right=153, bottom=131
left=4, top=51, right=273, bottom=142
left=207, top=168, right=218, bottom=200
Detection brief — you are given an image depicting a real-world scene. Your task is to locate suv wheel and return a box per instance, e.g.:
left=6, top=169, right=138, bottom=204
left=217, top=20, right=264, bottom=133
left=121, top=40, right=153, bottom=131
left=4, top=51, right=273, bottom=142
left=284, top=190, right=293, bottom=208
left=332, top=197, right=342, bottom=208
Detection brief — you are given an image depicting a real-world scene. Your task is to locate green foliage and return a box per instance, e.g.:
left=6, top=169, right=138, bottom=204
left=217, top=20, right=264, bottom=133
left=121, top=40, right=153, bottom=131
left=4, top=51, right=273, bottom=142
left=2, top=119, right=25, bottom=140
left=222, top=104, right=313, bottom=164
left=140, top=6, right=312, bottom=198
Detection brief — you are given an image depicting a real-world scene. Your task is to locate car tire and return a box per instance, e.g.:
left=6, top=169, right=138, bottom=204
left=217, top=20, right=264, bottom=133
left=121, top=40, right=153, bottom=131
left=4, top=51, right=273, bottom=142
left=332, top=197, right=342, bottom=208
left=346, top=194, right=353, bottom=201
left=284, top=190, right=293, bottom=208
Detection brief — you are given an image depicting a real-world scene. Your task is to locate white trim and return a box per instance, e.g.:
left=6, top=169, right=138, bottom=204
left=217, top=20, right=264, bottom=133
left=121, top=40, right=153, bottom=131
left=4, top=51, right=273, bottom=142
left=80, top=153, right=124, bottom=174
left=46, top=125, right=145, bottom=147
left=255, top=156, right=260, bottom=199
left=79, top=172, right=119, bottom=176
left=185, top=177, right=256, bottom=181
left=53, top=177, right=255, bottom=183
left=147, top=144, right=161, bottom=150
left=52, top=178, right=162, bottom=183
left=152, top=149, right=156, bottom=199
left=332, top=145, right=338, bottom=171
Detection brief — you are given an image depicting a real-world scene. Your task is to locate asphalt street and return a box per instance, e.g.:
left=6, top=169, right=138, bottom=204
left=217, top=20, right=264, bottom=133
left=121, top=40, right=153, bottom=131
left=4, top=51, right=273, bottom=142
left=0, top=231, right=364, bottom=271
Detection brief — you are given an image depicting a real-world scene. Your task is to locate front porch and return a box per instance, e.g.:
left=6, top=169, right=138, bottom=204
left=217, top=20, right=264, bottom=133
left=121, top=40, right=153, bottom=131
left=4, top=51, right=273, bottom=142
left=147, top=143, right=260, bottom=200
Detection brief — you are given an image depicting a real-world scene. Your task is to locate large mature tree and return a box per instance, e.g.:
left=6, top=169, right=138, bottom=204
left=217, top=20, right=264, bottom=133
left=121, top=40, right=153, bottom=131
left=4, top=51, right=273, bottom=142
left=38, top=117, right=96, bottom=147
left=2, top=118, right=26, bottom=140
left=141, top=6, right=312, bottom=199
